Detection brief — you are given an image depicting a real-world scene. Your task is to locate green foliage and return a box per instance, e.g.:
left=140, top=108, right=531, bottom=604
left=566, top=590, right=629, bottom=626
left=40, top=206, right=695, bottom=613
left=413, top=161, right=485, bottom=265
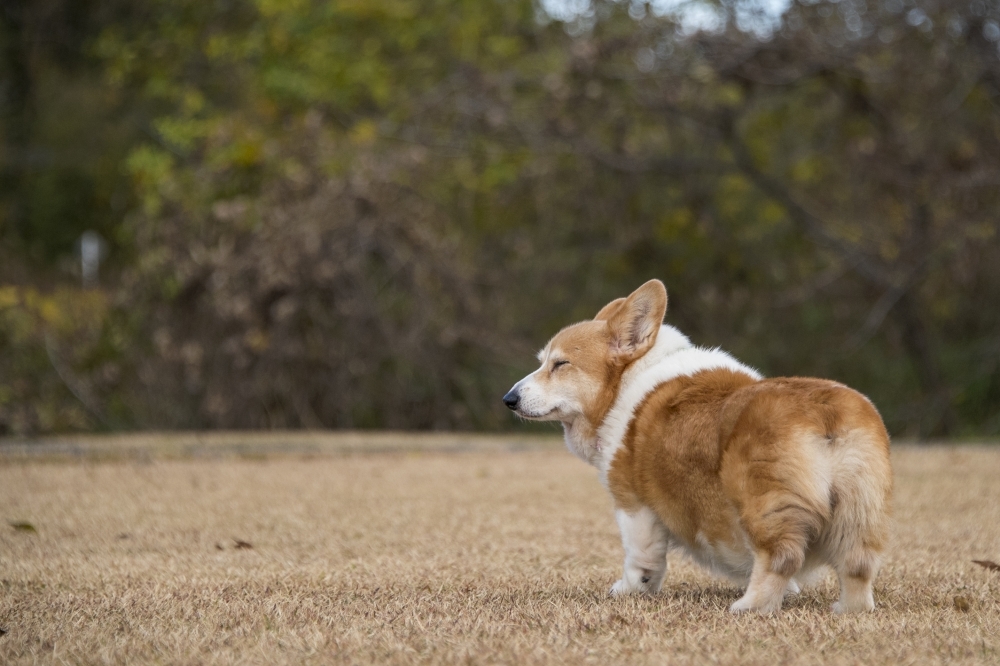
left=0, top=286, right=117, bottom=433
left=1, top=0, right=998, bottom=436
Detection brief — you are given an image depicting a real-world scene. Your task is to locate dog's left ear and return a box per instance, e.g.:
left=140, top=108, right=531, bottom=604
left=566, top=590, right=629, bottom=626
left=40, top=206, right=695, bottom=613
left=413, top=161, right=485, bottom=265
left=606, top=280, right=667, bottom=360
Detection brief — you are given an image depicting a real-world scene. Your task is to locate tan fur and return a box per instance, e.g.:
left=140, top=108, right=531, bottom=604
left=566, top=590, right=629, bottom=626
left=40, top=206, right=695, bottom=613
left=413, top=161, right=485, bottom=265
left=506, top=280, right=893, bottom=613
left=611, top=370, right=892, bottom=612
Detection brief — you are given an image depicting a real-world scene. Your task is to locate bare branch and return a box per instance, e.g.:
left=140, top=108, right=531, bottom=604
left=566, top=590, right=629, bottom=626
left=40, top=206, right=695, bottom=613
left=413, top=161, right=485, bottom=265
left=720, top=115, right=895, bottom=289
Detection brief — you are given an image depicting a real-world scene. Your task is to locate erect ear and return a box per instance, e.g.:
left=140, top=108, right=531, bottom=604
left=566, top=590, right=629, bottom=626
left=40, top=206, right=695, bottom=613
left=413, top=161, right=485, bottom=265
left=606, top=280, right=668, bottom=360
left=594, top=297, right=626, bottom=321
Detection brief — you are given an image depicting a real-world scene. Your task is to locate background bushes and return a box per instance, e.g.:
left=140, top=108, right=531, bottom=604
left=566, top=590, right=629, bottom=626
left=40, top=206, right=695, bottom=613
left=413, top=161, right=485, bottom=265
left=1, top=0, right=998, bottom=437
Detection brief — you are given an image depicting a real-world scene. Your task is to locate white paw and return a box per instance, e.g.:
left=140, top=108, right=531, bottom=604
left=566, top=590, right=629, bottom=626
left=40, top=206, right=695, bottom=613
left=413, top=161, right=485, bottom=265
left=786, top=580, right=801, bottom=595
left=730, top=595, right=782, bottom=614
left=831, top=599, right=874, bottom=614
left=728, top=597, right=755, bottom=614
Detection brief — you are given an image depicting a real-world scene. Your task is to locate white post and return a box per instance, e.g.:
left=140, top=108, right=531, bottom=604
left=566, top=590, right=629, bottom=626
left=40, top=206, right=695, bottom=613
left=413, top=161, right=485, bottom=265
left=79, top=231, right=106, bottom=288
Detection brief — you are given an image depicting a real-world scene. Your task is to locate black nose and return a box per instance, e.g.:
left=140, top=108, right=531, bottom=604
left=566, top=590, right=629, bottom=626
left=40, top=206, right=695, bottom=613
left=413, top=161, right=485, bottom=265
left=502, top=390, right=520, bottom=410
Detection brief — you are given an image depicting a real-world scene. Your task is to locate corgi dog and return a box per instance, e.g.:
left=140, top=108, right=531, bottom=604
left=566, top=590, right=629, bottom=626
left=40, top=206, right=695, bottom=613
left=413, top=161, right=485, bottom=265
left=503, top=280, right=892, bottom=613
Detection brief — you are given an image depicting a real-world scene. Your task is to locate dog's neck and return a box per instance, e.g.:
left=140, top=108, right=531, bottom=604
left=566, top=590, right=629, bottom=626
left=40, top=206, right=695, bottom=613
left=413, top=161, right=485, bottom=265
left=563, top=325, right=762, bottom=483
left=561, top=325, right=694, bottom=468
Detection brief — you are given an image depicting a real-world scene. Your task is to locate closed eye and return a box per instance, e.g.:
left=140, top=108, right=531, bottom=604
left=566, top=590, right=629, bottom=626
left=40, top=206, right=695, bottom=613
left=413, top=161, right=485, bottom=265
left=552, top=360, right=569, bottom=370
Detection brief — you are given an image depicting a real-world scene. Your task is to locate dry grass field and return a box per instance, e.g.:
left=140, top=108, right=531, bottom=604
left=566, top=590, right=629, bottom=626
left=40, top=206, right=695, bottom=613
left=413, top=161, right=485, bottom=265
left=1, top=435, right=999, bottom=665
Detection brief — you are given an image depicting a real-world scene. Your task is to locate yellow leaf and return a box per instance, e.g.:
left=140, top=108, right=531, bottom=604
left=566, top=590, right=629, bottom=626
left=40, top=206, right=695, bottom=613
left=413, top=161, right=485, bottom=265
left=0, top=286, right=20, bottom=310
left=349, top=119, right=379, bottom=145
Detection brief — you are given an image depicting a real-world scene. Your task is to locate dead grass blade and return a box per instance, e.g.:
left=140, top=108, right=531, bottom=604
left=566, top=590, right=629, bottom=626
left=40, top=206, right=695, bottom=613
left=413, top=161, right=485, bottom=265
left=972, top=559, right=1000, bottom=572
left=2, top=446, right=1000, bottom=665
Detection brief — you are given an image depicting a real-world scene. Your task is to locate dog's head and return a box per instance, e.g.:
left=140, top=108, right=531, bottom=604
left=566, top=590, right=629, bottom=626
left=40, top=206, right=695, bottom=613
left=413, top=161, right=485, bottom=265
left=502, top=280, right=667, bottom=428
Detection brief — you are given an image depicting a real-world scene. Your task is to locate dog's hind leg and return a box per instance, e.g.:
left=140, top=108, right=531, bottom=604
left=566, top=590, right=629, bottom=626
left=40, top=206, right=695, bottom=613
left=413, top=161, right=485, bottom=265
left=825, top=430, right=891, bottom=613
left=610, top=506, right=670, bottom=596
left=729, top=499, right=819, bottom=613
left=826, top=485, right=886, bottom=613
left=832, top=555, right=876, bottom=614
left=729, top=550, right=796, bottom=614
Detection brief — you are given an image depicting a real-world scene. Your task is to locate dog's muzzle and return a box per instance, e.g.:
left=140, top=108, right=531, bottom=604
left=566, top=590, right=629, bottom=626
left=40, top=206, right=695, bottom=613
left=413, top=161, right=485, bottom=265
left=502, top=389, right=520, bottom=411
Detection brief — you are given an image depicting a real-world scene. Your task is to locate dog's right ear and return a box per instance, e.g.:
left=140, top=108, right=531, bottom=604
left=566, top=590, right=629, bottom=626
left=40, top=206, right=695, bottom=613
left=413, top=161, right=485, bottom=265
left=594, top=297, right=626, bottom=321
left=606, top=280, right=667, bottom=361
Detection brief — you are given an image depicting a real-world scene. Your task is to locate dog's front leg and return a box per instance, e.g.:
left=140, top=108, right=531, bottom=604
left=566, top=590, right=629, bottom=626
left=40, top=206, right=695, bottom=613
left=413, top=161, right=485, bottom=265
left=610, top=506, right=670, bottom=596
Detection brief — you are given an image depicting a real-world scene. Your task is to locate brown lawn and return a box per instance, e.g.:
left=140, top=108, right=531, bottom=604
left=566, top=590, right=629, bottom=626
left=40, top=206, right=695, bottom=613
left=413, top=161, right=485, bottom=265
left=1, top=437, right=999, bottom=664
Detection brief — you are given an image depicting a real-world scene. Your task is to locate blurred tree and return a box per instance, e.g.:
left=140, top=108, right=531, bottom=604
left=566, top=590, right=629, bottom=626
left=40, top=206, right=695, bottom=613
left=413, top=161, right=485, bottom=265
left=2, top=0, right=112, bottom=262
left=0, top=0, right=997, bottom=437
left=500, top=0, right=1000, bottom=436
